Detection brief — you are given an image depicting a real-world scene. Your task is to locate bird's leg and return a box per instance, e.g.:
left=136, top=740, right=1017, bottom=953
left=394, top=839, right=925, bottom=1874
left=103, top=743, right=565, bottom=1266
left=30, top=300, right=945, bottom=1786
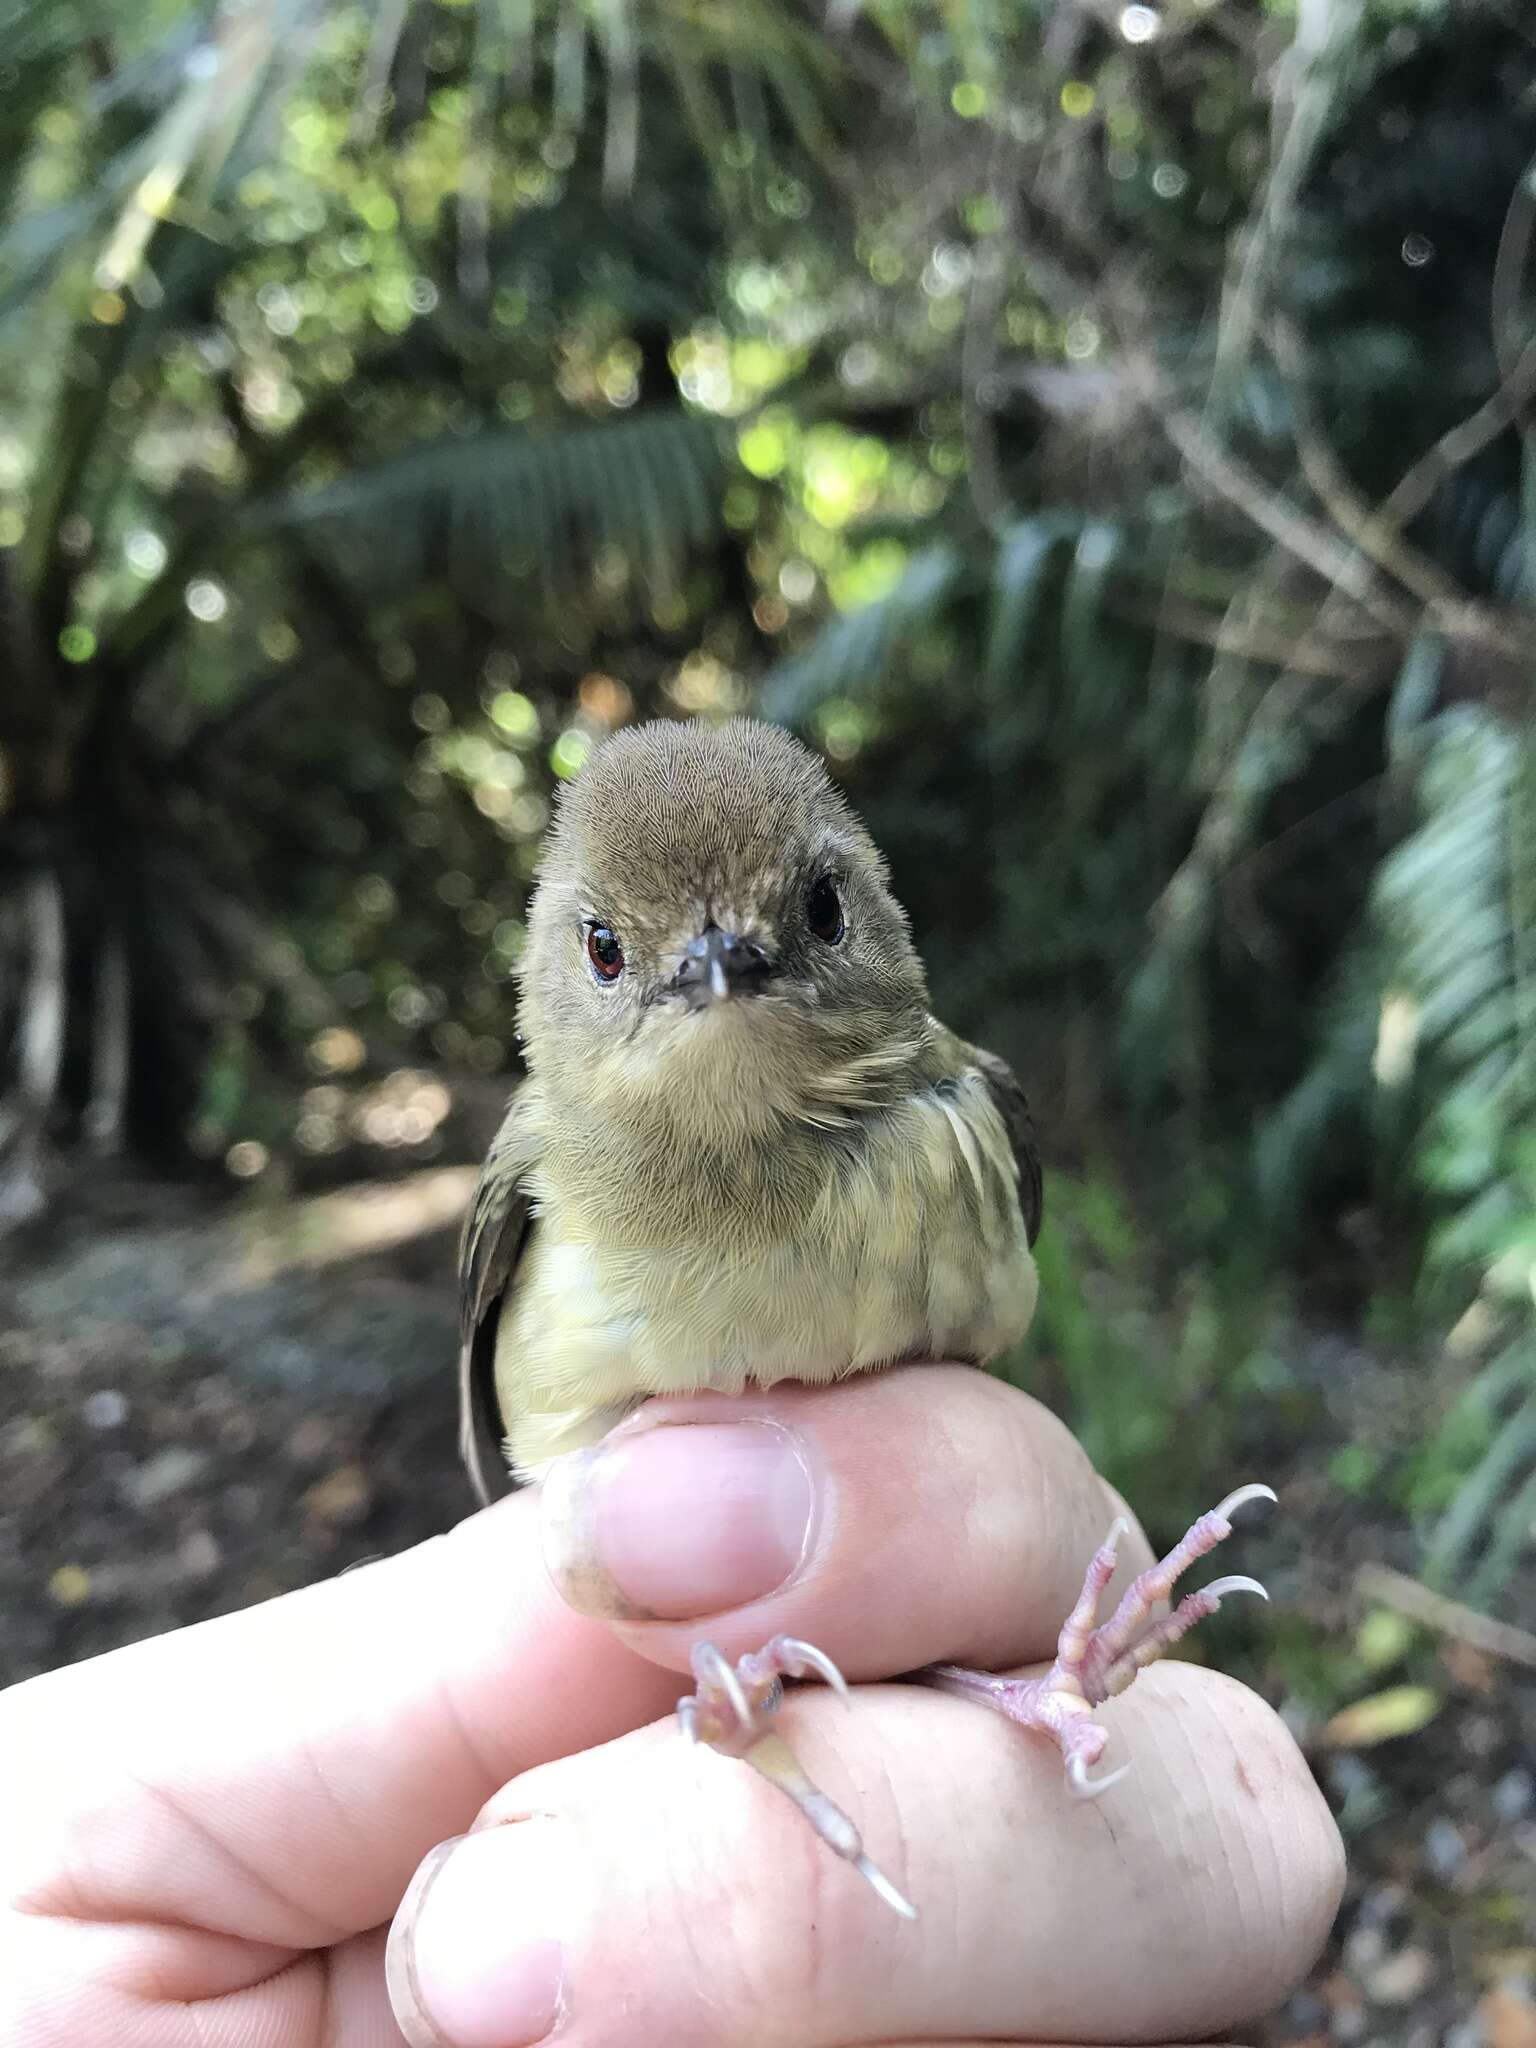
left=677, top=1635, right=917, bottom=1919
left=677, top=1489, right=1272, bottom=1916
left=918, top=1484, right=1277, bottom=1799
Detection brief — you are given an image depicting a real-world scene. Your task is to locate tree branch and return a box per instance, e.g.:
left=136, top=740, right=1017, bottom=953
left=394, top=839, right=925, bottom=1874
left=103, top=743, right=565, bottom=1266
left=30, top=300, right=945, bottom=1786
left=1269, top=318, right=1473, bottom=615
left=1379, top=332, right=1536, bottom=538
left=1129, top=362, right=1419, bottom=638
left=1355, top=1561, right=1536, bottom=1671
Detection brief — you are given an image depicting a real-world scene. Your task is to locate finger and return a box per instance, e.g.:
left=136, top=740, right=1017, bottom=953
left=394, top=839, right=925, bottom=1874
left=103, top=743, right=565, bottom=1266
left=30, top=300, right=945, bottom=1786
left=4, top=1490, right=679, bottom=1955
left=541, top=1365, right=1159, bottom=1676
left=390, top=1663, right=1343, bottom=2048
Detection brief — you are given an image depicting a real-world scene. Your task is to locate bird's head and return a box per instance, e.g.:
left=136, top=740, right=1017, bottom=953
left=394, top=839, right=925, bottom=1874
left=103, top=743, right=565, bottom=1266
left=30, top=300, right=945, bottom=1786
left=517, top=718, right=928, bottom=1139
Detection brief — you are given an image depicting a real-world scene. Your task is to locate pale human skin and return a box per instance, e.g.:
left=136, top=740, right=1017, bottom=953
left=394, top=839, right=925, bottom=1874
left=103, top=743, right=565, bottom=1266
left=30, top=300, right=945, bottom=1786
left=1, top=1366, right=1344, bottom=2048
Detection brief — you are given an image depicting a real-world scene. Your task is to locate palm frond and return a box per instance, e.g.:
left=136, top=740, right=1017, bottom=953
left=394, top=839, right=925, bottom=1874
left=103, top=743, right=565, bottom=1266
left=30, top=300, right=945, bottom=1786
left=243, top=409, right=729, bottom=607
left=1373, top=706, right=1536, bottom=1593
left=1425, top=1361, right=1536, bottom=1601
left=483, top=193, right=717, bottom=328
left=0, top=0, right=304, bottom=317
left=0, top=198, right=107, bottom=326
left=981, top=515, right=1076, bottom=717
left=1377, top=712, right=1524, bottom=1139
left=761, top=541, right=963, bottom=725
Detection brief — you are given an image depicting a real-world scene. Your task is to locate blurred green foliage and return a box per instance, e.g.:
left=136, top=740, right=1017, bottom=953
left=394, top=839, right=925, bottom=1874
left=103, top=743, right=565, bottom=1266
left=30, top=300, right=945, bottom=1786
left=1, top=0, right=1534, bottom=1598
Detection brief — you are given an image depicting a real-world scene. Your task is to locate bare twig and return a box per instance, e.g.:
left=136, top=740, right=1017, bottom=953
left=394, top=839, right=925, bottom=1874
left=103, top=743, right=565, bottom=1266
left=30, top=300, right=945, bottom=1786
left=1355, top=1561, right=1536, bottom=1671
left=1490, top=141, right=1536, bottom=380
left=1139, top=376, right=1419, bottom=638
left=349, top=0, right=410, bottom=144
left=1113, top=592, right=1381, bottom=679
left=1377, top=332, right=1536, bottom=540
left=1269, top=312, right=1536, bottom=673
left=1211, top=0, right=1365, bottom=407
left=1269, top=319, right=1471, bottom=615
left=597, top=0, right=640, bottom=200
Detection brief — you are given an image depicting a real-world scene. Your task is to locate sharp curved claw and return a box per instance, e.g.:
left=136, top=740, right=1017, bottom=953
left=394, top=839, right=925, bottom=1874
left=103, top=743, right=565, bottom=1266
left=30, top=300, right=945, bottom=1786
left=774, top=1636, right=850, bottom=1701
left=855, top=1853, right=919, bottom=1920
left=677, top=1697, right=699, bottom=1743
left=692, top=1641, right=753, bottom=1735
left=1203, top=1573, right=1268, bottom=1604
left=1067, top=1754, right=1133, bottom=1801
left=1213, top=1482, right=1278, bottom=1522
left=1104, top=1514, right=1130, bottom=1550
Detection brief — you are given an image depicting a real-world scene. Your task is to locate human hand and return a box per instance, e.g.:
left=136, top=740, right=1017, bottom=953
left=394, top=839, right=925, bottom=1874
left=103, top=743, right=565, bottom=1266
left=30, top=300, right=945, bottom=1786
left=2, top=1366, right=1342, bottom=2046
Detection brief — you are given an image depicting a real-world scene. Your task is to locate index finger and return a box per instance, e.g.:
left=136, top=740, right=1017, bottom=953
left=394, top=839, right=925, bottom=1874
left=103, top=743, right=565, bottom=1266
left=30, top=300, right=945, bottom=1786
left=393, top=1665, right=1342, bottom=2046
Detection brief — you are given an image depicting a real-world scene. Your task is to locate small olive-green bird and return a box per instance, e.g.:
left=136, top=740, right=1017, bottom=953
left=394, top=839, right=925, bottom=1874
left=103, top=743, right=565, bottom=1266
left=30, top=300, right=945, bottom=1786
left=459, top=714, right=1041, bottom=1496
left=456, top=714, right=1268, bottom=1917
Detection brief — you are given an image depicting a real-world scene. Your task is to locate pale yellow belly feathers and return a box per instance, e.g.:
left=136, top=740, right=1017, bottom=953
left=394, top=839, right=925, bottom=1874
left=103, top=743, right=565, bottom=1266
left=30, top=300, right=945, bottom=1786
left=495, top=1069, right=1038, bottom=1475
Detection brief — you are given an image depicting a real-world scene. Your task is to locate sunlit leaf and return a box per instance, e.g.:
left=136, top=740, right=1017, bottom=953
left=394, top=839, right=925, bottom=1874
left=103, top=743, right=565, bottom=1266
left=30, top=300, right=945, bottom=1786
left=1322, top=1685, right=1443, bottom=1748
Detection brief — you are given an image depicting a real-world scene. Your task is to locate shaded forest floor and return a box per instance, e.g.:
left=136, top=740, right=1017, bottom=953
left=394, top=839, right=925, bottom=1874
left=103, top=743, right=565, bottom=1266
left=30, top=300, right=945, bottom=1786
left=2, top=1172, right=1533, bottom=2043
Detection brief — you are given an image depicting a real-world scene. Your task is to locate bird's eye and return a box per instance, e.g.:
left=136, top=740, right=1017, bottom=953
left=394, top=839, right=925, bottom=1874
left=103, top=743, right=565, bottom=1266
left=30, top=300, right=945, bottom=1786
left=806, top=874, right=845, bottom=945
left=586, top=923, right=625, bottom=982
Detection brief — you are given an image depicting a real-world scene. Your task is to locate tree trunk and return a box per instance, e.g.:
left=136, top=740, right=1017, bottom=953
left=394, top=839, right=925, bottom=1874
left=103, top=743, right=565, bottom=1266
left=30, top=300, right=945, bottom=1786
left=0, top=864, right=65, bottom=1224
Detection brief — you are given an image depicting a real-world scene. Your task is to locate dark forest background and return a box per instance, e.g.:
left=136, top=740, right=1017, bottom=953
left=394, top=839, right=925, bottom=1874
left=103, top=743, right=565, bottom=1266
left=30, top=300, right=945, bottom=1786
left=2, top=1, right=1535, bottom=2034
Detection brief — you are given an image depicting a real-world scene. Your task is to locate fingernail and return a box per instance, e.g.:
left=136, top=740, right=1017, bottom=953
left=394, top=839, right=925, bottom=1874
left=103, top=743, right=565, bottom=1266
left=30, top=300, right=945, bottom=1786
left=542, top=1419, right=818, bottom=1620
left=388, top=1827, right=569, bottom=2048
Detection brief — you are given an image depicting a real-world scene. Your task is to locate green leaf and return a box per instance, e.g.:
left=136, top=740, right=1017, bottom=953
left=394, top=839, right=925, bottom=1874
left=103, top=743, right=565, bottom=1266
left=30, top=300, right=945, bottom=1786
left=762, top=542, right=963, bottom=725
left=243, top=410, right=728, bottom=608
left=1384, top=628, right=1445, bottom=773
left=1323, top=1684, right=1442, bottom=1749
left=1425, top=1378, right=1536, bottom=1590
left=982, top=515, right=1073, bottom=740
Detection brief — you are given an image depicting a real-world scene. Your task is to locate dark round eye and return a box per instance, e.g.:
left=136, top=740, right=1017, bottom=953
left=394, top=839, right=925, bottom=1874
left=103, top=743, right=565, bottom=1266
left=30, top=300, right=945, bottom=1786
left=806, top=875, right=844, bottom=944
left=586, top=923, right=624, bottom=981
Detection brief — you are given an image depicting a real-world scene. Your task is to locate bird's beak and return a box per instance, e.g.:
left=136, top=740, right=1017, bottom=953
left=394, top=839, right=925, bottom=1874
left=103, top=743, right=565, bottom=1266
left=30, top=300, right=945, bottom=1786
left=671, top=925, right=775, bottom=1010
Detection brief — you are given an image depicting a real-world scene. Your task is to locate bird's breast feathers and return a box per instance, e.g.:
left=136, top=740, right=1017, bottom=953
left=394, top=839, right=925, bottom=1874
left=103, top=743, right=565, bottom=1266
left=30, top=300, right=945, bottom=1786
left=495, top=1068, right=1038, bottom=1474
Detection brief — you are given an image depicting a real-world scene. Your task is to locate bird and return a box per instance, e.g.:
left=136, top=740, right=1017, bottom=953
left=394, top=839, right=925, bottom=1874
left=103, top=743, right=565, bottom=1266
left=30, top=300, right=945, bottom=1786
left=458, top=715, right=1272, bottom=1918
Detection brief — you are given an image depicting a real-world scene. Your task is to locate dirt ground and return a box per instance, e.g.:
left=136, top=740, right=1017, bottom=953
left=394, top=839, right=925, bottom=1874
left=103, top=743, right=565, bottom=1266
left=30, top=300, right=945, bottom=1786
left=3, top=1171, right=1533, bottom=2043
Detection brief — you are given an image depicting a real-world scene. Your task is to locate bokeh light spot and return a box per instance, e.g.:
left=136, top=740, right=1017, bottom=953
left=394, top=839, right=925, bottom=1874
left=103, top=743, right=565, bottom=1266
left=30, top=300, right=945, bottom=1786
left=186, top=578, right=229, bottom=623
left=549, top=729, right=591, bottom=779
left=1119, top=5, right=1160, bottom=43
left=490, top=690, right=539, bottom=740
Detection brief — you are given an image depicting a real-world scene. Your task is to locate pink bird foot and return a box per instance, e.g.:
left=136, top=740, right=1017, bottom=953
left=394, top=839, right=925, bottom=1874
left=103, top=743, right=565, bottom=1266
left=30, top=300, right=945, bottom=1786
left=677, top=1633, right=917, bottom=1918
left=679, top=1487, right=1274, bottom=1917
left=917, top=1482, right=1277, bottom=1797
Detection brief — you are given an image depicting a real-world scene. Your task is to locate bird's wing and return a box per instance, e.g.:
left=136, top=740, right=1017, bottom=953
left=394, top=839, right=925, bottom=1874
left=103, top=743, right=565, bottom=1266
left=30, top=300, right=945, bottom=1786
left=934, top=1024, right=1043, bottom=1246
left=457, top=1085, right=541, bottom=1504
left=973, top=1043, right=1044, bottom=1245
